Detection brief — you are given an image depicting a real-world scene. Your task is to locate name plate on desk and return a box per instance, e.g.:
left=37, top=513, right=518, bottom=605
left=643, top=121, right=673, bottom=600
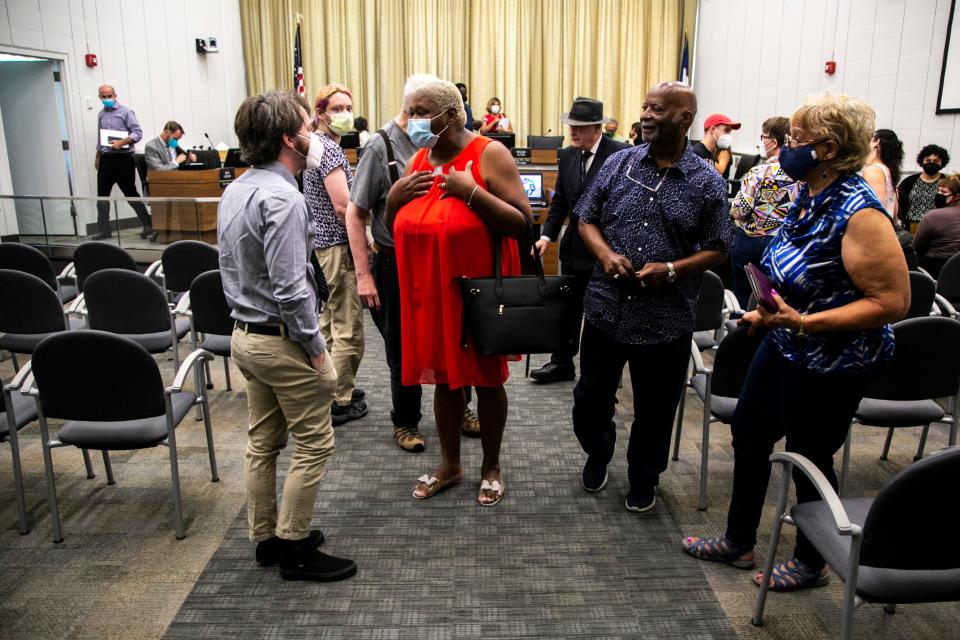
left=219, top=167, right=238, bottom=188
left=512, top=148, right=532, bottom=166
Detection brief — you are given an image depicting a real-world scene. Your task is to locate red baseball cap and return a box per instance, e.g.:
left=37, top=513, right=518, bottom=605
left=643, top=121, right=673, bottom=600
left=703, top=113, right=741, bottom=130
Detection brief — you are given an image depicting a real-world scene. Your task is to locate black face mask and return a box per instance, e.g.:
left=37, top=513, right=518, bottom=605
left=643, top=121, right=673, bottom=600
left=922, top=162, right=942, bottom=176
left=934, top=193, right=954, bottom=209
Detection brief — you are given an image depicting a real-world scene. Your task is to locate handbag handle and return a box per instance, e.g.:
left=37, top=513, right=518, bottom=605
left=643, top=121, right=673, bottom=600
left=492, top=214, right=547, bottom=297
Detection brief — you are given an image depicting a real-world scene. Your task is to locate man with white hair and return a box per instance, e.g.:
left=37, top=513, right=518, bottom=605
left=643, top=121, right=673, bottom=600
left=347, top=73, right=485, bottom=453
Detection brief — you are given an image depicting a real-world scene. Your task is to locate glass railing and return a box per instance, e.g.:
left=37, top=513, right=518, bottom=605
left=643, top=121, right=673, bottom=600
left=0, top=195, right=220, bottom=253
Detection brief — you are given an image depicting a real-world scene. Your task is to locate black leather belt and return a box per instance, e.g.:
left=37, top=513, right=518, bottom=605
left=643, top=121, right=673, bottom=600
left=373, top=242, right=395, bottom=256
left=235, top=321, right=287, bottom=336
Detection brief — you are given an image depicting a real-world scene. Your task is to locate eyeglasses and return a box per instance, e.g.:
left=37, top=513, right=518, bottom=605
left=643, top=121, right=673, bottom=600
left=784, top=134, right=828, bottom=148
left=625, top=158, right=669, bottom=194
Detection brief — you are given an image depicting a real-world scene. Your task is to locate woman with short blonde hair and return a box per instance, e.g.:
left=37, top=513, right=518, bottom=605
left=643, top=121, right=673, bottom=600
left=684, top=92, right=910, bottom=592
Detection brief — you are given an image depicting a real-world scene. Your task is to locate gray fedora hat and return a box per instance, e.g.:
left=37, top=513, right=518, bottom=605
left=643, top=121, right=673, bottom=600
left=561, top=97, right=611, bottom=126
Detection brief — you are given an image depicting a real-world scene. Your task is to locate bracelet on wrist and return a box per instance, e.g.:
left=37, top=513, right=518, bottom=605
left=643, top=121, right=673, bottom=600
left=466, top=185, right=480, bottom=208
left=797, top=314, right=807, bottom=336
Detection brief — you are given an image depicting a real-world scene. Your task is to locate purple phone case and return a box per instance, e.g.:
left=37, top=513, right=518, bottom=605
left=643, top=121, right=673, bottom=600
left=744, top=263, right=778, bottom=312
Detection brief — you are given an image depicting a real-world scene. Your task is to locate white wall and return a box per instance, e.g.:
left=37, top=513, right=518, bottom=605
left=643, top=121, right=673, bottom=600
left=693, top=0, right=960, bottom=173
left=0, top=0, right=247, bottom=213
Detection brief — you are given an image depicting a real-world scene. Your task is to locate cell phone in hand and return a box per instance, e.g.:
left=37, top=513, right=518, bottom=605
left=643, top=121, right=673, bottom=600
left=744, top=263, right=778, bottom=312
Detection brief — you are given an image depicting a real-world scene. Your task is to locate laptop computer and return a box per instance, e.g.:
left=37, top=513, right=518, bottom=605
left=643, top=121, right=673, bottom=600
left=520, top=172, right=547, bottom=207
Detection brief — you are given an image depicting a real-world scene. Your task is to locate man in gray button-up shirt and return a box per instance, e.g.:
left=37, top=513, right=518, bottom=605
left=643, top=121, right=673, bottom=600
left=93, top=84, right=154, bottom=240
left=219, top=90, right=357, bottom=582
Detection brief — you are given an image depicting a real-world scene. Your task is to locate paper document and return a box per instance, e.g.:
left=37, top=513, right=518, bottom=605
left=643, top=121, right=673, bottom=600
left=100, top=128, right=130, bottom=149
left=498, top=118, right=510, bottom=131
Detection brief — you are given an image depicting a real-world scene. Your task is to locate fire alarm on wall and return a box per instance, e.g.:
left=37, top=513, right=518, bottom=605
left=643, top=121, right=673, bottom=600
left=84, top=53, right=97, bottom=68
left=825, top=60, right=837, bottom=74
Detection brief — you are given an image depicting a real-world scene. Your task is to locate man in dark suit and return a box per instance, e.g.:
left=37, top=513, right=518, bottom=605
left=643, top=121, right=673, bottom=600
left=531, top=97, right=630, bottom=383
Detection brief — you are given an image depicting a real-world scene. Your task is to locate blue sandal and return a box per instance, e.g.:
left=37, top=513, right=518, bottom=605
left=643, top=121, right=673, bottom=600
left=754, top=556, right=830, bottom=592
left=683, top=535, right=756, bottom=569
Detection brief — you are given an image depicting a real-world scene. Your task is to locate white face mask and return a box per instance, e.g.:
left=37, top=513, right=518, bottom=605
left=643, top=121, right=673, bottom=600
left=490, top=104, right=501, bottom=114
left=716, top=132, right=733, bottom=150
left=295, top=133, right=324, bottom=170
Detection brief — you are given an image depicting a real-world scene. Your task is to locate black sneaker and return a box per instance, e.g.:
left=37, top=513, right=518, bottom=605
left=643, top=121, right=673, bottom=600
left=351, top=388, right=365, bottom=401
left=581, top=458, right=608, bottom=493
left=332, top=399, right=368, bottom=425
left=625, top=487, right=657, bottom=513
left=279, top=544, right=357, bottom=582
left=256, top=529, right=324, bottom=567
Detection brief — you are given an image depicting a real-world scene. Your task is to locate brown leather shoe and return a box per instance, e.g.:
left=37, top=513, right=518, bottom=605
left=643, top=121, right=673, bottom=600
left=461, top=407, right=481, bottom=437
left=394, top=426, right=425, bottom=452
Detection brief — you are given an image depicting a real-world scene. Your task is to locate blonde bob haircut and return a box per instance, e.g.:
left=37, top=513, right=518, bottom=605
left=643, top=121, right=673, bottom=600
left=412, top=79, right=467, bottom=129
left=790, top=92, right=876, bottom=175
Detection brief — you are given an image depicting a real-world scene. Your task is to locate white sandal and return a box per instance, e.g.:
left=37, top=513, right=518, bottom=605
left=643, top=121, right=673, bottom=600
left=478, top=478, right=504, bottom=506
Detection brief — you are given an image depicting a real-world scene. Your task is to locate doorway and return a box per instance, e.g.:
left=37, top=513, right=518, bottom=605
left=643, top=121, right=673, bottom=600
left=0, top=52, right=76, bottom=236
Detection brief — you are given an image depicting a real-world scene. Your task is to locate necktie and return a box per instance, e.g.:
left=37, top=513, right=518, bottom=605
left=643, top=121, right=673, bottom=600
left=580, top=150, right=592, bottom=183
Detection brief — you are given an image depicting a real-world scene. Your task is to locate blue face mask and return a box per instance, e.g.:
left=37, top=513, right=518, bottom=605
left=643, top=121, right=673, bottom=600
left=167, top=137, right=179, bottom=148
left=407, top=113, right=448, bottom=149
left=778, top=142, right=820, bottom=181
left=101, top=99, right=115, bottom=109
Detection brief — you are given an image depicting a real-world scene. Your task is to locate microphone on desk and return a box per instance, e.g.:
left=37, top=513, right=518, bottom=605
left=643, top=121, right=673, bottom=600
left=204, top=133, right=215, bottom=150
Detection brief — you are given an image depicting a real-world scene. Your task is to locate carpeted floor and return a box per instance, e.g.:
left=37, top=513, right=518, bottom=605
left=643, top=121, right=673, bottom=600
left=1, top=316, right=959, bottom=639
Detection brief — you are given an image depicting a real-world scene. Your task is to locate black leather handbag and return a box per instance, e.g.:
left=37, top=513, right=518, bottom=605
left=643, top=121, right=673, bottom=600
left=460, top=228, right=575, bottom=356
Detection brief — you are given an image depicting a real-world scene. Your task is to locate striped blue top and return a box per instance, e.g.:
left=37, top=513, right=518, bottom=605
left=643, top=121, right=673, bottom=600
left=761, top=172, right=895, bottom=374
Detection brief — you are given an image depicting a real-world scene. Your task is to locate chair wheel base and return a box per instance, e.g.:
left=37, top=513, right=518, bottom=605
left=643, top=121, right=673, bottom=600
left=107, top=480, right=116, bottom=486
left=86, top=474, right=96, bottom=480
left=175, top=535, right=185, bottom=540
left=211, top=476, right=220, bottom=483
left=671, top=456, right=679, bottom=461
left=751, top=619, right=763, bottom=627
left=879, top=454, right=888, bottom=461
left=53, top=537, right=63, bottom=544
left=913, top=455, right=923, bottom=462
left=697, top=506, right=708, bottom=512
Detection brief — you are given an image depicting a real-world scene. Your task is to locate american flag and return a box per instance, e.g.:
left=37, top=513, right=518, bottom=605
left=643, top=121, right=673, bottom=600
left=293, top=21, right=305, bottom=96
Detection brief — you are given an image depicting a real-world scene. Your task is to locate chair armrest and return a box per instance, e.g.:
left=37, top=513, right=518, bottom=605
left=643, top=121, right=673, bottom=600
left=917, top=266, right=933, bottom=279
left=770, top=451, right=854, bottom=535
left=66, top=292, right=86, bottom=316
left=173, top=291, right=191, bottom=316
left=145, top=260, right=163, bottom=277
left=934, top=293, right=958, bottom=319
left=723, top=289, right=743, bottom=315
left=167, top=348, right=213, bottom=393
left=690, top=340, right=708, bottom=375
left=59, top=262, right=75, bottom=279
left=3, top=360, right=33, bottom=392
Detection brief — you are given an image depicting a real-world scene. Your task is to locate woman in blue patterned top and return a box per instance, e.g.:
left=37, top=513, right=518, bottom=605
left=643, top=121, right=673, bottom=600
left=303, top=84, right=367, bottom=425
left=683, top=93, right=910, bottom=592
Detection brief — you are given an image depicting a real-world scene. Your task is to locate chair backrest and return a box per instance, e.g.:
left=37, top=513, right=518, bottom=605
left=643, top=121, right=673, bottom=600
left=73, top=241, right=138, bottom=291
left=32, top=330, right=165, bottom=421
left=84, top=269, right=172, bottom=334
left=906, top=270, right=936, bottom=319
left=936, top=253, right=960, bottom=302
left=0, top=269, right=66, bottom=334
left=693, top=270, right=725, bottom=332
left=161, top=240, right=220, bottom=292
left=189, top=270, right=234, bottom=336
left=709, top=324, right=767, bottom=398
left=860, top=446, right=960, bottom=571
left=0, top=242, right=58, bottom=290
left=733, top=153, right=762, bottom=180
left=864, top=316, right=960, bottom=401
left=527, top=135, right=564, bottom=149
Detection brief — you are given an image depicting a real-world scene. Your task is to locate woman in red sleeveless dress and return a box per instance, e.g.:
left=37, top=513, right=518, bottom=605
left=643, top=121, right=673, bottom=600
left=386, top=80, right=530, bottom=506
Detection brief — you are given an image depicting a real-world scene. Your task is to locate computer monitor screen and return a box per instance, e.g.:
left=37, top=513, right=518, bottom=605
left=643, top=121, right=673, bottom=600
left=520, top=173, right=543, bottom=201
left=224, top=148, right=250, bottom=168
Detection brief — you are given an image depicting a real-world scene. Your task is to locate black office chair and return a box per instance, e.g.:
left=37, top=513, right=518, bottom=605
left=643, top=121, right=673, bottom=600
left=0, top=242, right=77, bottom=304
left=934, top=253, right=960, bottom=316
left=672, top=270, right=728, bottom=462
left=2, top=362, right=38, bottom=534
left=0, top=270, right=83, bottom=371
left=733, top=153, right=762, bottom=180
left=82, top=269, right=191, bottom=370
left=672, top=325, right=766, bottom=509
left=145, top=240, right=219, bottom=299
left=527, top=135, right=564, bottom=149
left=188, top=270, right=234, bottom=391
left=905, top=271, right=937, bottom=318
left=134, top=153, right=149, bottom=196
left=72, top=241, right=138, bottom=292
left=753, top=446, right=960, bottom=640
left=840, top=316, right=960, bottom=493
left=26, top=330, right=218, bottom=541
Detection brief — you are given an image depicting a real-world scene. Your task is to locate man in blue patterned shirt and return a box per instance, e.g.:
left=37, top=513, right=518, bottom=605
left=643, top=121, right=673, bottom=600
left=572, top=82, right=733, bottom=512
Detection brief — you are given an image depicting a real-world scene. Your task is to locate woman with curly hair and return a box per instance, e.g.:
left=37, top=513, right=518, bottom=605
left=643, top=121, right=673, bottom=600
left=899, top=143, right=951, bottom=230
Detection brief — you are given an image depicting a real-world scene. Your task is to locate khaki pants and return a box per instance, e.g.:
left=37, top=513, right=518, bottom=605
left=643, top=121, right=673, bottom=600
left=231, top=328, right=337, bottom=542
left=316, top=244, right=365, bottom=406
